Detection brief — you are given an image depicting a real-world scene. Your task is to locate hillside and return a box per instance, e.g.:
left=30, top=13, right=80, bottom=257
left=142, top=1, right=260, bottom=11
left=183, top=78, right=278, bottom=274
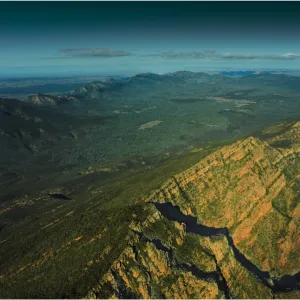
left=0, top=121, right=299, bottom=298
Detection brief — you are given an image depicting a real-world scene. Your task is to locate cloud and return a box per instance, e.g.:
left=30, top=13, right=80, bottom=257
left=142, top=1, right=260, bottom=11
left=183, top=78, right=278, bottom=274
left=52, top=48, right=133, bottom=59
left=219, top=53, right=300, bottom=60
left=47, top=48, right=300, bottom=62
left=147, top=50, right=300, bottom=61
left=148, top=51, right=208, bottom=59
left=280, top=52, right=300, bottom=59
left=59, top=48, right=91, bottom=53
left=220, top=53, right=258, bottom=60
left=203, top=49, right=216, bottom=55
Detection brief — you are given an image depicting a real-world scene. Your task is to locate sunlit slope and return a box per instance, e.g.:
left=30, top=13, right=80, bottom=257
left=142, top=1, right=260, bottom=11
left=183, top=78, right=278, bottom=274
left=148, top=121, right=300, bottom=277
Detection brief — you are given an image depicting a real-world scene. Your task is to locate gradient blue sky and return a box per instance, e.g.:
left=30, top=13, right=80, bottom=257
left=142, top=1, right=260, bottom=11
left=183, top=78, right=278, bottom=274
left=1, top=2, right=300, bottom=77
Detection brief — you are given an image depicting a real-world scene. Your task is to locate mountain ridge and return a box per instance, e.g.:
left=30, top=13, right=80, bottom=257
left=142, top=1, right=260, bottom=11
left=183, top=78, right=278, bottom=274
left=88, top=123, right=300, bottom=298
left=23, top=71, right=300, bottom=106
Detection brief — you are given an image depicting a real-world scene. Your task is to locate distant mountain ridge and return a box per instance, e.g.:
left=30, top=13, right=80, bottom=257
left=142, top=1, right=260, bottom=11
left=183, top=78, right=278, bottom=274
left=24, top=71, right=300, bottom=106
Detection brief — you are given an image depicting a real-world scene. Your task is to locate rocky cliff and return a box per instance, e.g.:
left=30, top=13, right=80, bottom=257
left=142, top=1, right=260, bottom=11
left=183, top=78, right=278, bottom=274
left=90, top=121, right=300, bottom=298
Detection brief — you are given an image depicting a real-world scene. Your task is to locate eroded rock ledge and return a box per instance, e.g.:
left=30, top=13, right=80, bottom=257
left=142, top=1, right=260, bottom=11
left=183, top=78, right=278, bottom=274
left=89, top=124, right=300, bottom=298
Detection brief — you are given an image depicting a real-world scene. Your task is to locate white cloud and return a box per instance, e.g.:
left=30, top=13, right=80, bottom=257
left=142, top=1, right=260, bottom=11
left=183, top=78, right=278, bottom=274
left=281, top=52, right=300, bottom=58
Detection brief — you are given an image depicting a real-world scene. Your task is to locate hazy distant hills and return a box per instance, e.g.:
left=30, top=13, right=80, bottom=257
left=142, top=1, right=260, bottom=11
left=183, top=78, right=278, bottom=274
left=23, top=71, right=300, bottom=106
left=22, top=71, right=300, bottom=105
left=23, top=71, right=226, bottom=105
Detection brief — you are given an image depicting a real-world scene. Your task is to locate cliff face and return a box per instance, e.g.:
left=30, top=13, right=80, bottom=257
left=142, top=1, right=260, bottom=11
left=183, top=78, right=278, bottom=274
left=1, top=121, right=299, bottom=298
left=89, top=207, right=273, bottom=299
left=146, top=122, right=300, bottom=277
left=91, top=122, right=300, bottom=299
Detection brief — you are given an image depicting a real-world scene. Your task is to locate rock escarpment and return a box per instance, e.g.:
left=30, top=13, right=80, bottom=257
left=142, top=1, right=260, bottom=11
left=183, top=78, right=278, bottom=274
left=87, top=121, right=300, bottom=298
left=146, top=123, right=300, bottom=276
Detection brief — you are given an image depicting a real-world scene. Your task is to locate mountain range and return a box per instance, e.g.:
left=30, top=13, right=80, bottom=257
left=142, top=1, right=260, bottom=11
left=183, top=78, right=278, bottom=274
left=0, top=71, right=300, bottom=298
left=23, top=71, right=300, bottom=106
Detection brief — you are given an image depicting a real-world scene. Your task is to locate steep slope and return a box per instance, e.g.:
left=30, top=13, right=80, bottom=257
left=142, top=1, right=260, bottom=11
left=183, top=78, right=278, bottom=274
left=147, top=122, right=300, bottom=277
left=91, top=121, right=300, bottom=298
left=0, top=121, right=299, bottom=298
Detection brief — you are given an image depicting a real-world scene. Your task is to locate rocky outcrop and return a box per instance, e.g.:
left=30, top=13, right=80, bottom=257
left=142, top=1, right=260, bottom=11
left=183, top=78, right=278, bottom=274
left=145, top=131, right=300, bottom=278
left=26, top=93, right=79, bottom=106
left=87, top=210, right=222, bottom=299
left=87, top=203, right=274, bottom=299
left=88, top=121, right=300, bottom=298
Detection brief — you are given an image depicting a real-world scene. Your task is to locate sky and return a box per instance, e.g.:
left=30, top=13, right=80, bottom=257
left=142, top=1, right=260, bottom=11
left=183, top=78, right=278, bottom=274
left=1, top=1, right=300, bottom=77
